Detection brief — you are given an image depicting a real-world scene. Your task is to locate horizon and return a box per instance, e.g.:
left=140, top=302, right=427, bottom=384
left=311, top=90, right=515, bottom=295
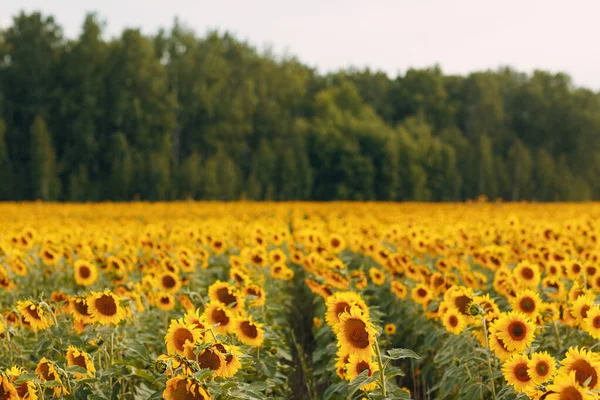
left=2, top=0, right=600, bottom=90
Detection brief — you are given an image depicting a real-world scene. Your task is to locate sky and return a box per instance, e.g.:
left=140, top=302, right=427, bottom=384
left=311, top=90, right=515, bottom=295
left=2, top=0, right=600, bottom=90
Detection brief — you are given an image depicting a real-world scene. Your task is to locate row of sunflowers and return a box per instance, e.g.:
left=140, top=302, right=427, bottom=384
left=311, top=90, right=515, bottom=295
left=1, top=202, right=600, bottom=399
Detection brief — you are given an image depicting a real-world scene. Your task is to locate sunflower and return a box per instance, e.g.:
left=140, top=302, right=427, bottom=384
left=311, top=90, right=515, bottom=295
left=184, top=343, right=226, bottom=377
left=368, top=267, right=386, bottom=286
left=384, top=323, right=396, bottom=335
left=442, top=307, right=467, bottom=335
left=243, top=283, right=265, bottom=307
left=472, top=294, right=500, bottom=320
left=158, top=271, right=182, bottom=294
left=345, top=353, right=378, bottom=391
left=336, top=308, right=376, bottom=359
left=570, top=294, right=595, bottom=325
left=493, top=311, right=536, bottom=352
left=183, top=309, right=208, bottom=342
left=229, top=268, right=250, bottom=286
left=558, top=347, right=600, bottom=389
left=327, top=234, right=346, bottom=254
left=165, top=319, right=203, bottom=356
left=74, top=260, right=98, bottom=286
left=527, top=351, right=556, bottom=384
left=36, top=358, right=68, bottom=397
left=0, top=375, right=18, bottom=400
left=8, top=254, right=27, bottom=277
left=87, top=290, right=125, bottom=325
left=510, top=289, right=543, bottom=319
left=582, top=306, right=600, bottom=339
left=70, top=296, right=93, bottom=324
left=542, top=277, right=566, bottom=300
left=390, top=280, right=408, bottom=299
left=66, top=346, right=95, bottom=378
left=546, top=371, right=594, bottom=400
left=502, top=353, right=533, bottom=392
left=213, top=342, right=242, bottom=378
left=325, top=291, right=369, bottom=331
left=40, top=246, right=60, bottom=266
left=513, top=261, right=541, bottom=288
left=268, top=248, right=286, bottom=264
left=156, top=292, right=175, bottom=311
left=208, top=281, right=243, bottom=314
left=5, top=366, right=37, bottom=400
left=446, top=286, right=474, bottom=316
left=163, top=376, right=211, bottom=400
left=16, top=300, right=53, bottom=332
left=233, top=316, right=264, bottom=347
left=203, top=303, right=233, bottom=334
left=411, top=283, right=433, bottom=305
left=305, top=278, right=333, bottom=300
left=335, top=350, right=351, bottom=379
left=566, top=260, right=584, bottom=280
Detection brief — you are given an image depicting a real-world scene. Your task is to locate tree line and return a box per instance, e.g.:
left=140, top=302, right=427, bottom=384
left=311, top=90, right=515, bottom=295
left=1, top=11, right=599, bottom=201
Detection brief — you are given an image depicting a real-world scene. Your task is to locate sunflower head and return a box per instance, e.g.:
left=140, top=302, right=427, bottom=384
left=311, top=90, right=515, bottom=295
left=163, top=376, right=211, bottom=400
left=336, top=308, right=376, bottom=359
left=87, top=290, right=125, bottom=326
left=502, top=353, right=533, bottom=393
left=234, top=316, right=264, bottom=347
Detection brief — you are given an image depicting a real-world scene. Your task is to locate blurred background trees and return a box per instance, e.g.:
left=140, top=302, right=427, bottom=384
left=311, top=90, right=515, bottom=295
left=1, top=11, right=599, bottom=201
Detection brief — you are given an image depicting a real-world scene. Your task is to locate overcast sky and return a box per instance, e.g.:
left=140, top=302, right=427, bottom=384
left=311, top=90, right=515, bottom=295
left=2, top=0, right=600, bottom=89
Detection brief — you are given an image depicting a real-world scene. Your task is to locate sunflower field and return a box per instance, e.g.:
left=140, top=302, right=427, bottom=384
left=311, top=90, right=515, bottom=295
left=1, top=202, right=600, bottom=399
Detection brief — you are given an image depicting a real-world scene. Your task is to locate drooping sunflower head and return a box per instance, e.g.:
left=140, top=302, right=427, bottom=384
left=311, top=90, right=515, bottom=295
left=243, top=283, right=265, bottom=307
left=163, top=376, right=211, bottom=400
left=203, top=303, right=233, bottom=334
left=16, top=300, right=53, bottom=332
left=66, top=345, right=96, bottom=378
left=165, top=319, right=203, bottom=356
left=70, top=296, right=93, bottom=324
left=212, top=342, right=242, bottom=378
left=87, top=290, right=125, bottom=326
left=0, top=374, right=19, bottom=400
left=36, top=358, right=67, bottom=397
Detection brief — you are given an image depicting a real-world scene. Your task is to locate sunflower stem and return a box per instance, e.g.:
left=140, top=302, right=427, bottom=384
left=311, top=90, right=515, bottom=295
left=374, top=336, right=387, bottom=398
left=552, top=320, right=562, bottom=350
left=481, top=316, right=497, bottom=399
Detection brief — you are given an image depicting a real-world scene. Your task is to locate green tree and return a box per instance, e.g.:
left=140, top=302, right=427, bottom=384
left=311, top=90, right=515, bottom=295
left=30, top=116, right=60, bottom=200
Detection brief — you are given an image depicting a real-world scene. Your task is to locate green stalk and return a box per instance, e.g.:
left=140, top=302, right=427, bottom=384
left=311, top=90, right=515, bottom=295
left=481, top=316, right=497, bottom=399
left=374, top=337, right=387, bottom=398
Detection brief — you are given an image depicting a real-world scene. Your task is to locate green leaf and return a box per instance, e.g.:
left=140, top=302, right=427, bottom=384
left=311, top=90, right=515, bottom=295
left=386, top=348, right=420, bottom=360
left=347, top=369, right=378, bottom=398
